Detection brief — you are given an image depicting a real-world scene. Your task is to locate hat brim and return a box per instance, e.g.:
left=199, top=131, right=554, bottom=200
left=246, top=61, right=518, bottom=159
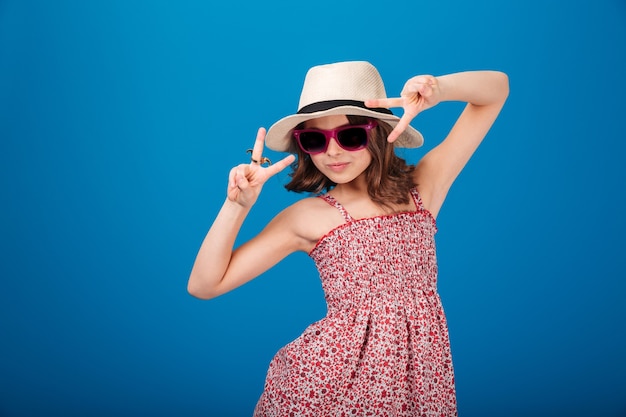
left=265, top=105, right=424, bottom=152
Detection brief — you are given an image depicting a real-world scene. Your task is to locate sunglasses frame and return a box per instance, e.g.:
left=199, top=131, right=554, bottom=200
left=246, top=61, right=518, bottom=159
left=292, top=119, right=378, bottom=155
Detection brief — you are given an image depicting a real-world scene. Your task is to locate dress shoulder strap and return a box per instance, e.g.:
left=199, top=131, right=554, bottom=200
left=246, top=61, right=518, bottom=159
left=317, top=194, right=353, bottom=222
left=409, top=187, right=427, bottom=211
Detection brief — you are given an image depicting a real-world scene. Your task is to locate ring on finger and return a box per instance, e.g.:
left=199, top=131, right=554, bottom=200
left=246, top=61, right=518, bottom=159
left=246, top=149, right=272, bottom=166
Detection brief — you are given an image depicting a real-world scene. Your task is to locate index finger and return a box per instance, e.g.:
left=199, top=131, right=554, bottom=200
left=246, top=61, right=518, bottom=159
left=265, top=154, right=296, bottom=177
left=365, top=97, right=405, bottom=109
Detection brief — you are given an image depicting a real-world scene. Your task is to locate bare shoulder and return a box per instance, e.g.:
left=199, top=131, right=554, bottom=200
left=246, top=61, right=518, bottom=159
left=274, top=195, right=346, bottom=253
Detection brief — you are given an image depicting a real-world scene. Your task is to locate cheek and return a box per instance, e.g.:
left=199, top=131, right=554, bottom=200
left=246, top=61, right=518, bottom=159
left=358, top=150, right=373, bottom=167
left=309, top=155, right=324, bottom=170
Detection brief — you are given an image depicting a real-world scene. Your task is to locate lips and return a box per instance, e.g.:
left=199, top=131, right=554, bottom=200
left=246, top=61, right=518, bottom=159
left=326, top=162, right=350, bottom=172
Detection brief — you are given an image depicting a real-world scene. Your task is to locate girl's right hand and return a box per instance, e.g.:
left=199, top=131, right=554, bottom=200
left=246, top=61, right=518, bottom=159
left=227, top=127, right=296, bottom=208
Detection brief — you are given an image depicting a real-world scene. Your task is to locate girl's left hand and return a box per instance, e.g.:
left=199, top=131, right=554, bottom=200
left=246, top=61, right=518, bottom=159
left=365, top=75, right=440, bottom=143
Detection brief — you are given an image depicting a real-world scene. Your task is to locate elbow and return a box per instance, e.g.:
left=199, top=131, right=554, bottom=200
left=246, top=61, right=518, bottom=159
left=496, top=71, right=510, bottom=100
left=187, top=274, right=220, bottom=300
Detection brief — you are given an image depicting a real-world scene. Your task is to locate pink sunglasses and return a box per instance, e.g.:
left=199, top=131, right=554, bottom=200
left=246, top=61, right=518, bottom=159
left=292, top=120, right=378, bottom=154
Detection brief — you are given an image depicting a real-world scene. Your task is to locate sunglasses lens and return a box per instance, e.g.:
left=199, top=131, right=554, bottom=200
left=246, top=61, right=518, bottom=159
left=337, top=127, right=368, bottom=150
left=299, top=131, right=327, bottom=153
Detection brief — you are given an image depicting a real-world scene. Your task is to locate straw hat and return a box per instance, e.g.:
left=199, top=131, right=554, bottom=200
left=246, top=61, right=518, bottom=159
left=265, top=61, right=424, bottom=152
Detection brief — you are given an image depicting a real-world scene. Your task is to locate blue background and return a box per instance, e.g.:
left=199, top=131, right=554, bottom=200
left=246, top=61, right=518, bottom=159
left=1, top=1, right=625, bottom=416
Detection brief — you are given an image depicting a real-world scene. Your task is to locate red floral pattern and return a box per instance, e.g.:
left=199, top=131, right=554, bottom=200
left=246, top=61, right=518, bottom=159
left=254, top=189, right=457, bottom=416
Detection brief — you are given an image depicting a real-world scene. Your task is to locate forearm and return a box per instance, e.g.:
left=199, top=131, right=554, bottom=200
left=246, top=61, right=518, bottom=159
left=188, top=198, right=251, bottom=299
left=437, top=71, right=509, bottom=106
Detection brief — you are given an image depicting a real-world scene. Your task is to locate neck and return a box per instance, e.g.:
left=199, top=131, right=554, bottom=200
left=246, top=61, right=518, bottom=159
left=331, top=174, right=368, bottom=199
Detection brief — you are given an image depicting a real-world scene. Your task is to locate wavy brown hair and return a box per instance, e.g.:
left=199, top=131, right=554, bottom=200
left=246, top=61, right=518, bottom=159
left=285, top=115, right=416, bottom=207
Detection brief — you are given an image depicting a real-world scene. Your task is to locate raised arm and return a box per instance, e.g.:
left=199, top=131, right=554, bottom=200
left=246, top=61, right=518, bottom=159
left=187, top=128, right=296, bottom=299
left=367, top=70, right=509, bottom=218
left=415, top=71, right=508, bottom=218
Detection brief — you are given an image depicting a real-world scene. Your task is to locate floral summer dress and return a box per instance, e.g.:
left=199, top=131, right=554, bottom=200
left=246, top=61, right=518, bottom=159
left=254, top=188, right=457, bottom=417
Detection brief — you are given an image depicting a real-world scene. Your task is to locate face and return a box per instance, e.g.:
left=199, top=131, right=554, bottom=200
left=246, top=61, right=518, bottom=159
left=303, top=115, right=373, bottom=185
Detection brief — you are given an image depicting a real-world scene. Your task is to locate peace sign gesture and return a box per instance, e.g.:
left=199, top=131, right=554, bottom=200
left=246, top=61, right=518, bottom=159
left=365, top=75, right=441, bottom=143
left=227, top=128, right=295, bottom=208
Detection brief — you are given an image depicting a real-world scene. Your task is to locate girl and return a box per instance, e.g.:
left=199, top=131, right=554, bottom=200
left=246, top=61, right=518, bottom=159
left=188, top=61, right=509, bottom=416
